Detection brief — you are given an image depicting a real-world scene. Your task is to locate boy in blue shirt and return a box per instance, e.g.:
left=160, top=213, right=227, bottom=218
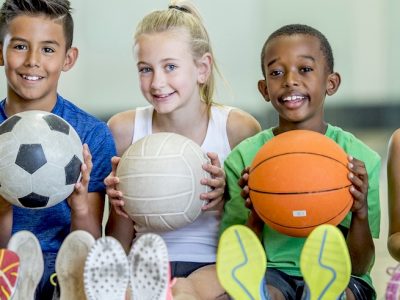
left=0, top=0, right=116, bottom=298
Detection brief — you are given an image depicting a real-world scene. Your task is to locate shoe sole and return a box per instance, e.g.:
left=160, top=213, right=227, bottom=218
left=56, top=230, right=95, bottom=300
left=83, top=236, right=129, bottom=300
left=216, top=225, right=267, bottom=300
left=129, top=233, right=170, bottom=300
left=7, top=230, right=43, bottom=300
left=0, top=249, right=20, bottom=300
left=300, top=224, right=351, bottom=300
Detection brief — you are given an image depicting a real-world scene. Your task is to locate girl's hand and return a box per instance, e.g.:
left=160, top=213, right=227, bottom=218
left=200, top=152, right=225, bottom=210
left=104, top=156, right=129, bottom=218
left=348, top=156, right=369, bottom=219
left=68, top=144, right=92, bottom=213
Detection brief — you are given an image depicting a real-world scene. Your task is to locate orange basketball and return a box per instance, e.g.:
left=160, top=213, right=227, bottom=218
left=248, top=130, right=353, bottom=237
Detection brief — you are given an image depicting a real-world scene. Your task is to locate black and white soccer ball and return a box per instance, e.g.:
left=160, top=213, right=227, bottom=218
left=0, top=110, right=83, bottom=209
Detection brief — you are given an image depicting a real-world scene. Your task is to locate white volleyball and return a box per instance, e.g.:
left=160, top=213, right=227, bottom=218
left=116, top=132, right=210, bottom=231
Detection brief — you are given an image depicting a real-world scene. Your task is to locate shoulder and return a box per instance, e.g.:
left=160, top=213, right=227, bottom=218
left=107, top=110, right=136, bottom=156
left=226, top=107, right=262, bottom=149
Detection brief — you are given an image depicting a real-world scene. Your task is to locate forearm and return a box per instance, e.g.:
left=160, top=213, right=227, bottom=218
left=105, top=208, right=135, bottom=253
left=346, top=214, right=374, bottom=275
left=70, top=192, right=104, bottom=239
left=0, top=208, right=12, bottom=248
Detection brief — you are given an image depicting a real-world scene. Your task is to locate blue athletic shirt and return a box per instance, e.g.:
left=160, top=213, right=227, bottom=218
left=0, top=94, right=116, bottom=253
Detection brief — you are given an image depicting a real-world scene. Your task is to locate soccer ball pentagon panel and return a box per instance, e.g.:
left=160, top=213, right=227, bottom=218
left=0, top=110, right=83, bottom=208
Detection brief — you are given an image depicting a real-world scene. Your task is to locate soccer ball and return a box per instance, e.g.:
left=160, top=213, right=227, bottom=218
left=0, top=110, right=83, bottom=208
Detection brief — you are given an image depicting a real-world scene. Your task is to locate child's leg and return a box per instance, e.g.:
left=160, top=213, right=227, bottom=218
left=300, top=224, right=351, bottom=300
left=172, top=264, right=227, bottom=300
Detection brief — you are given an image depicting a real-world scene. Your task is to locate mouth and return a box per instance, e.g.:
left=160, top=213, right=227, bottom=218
left=20, top=74, right=44, bottom=81
left=279, top=93, right=309, bottom=109
left=152, top=91, right=175, bottom=100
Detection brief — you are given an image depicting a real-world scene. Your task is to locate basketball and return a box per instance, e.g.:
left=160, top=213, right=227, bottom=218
left=0, top=111, right=83, bottom=208
left=116, top=132, right=210, bottom=231
left=248, top=130, right=353, bottom=237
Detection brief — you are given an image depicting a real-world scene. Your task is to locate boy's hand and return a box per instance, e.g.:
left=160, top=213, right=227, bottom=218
left=104, top=156, right=129, bottom=218
left=348, top=156, right=369, bottom=219
left=239, top=167, right=264, bottom=234
left=0, top=195, right=12, bottom=213
left=68, top=144, right=92, bottom=214
left=201, top=152, right=225, bottom=210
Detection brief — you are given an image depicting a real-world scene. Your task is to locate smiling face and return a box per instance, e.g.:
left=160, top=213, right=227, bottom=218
left=134, top=28, right=209, bottom=115
left=258, top=34, right=340, bottom=133
left=0, top=14, right=77, bottom=110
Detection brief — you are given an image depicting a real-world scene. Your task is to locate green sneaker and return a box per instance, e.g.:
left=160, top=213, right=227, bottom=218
left=300, top=224, right=351, bottom=300
left=217, top=225, right=269, bottom=300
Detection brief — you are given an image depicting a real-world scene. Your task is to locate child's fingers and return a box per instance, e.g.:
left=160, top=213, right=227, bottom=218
left=202, top=163, right=225, bottom=179
left=111, top=156, right=121, bottom=174
left=238, top=173, right=249, bottom=189
left=200, top=177, right=224, bottom=190
left=206, top=152, right=222, bottom=168
left=113, top=204, right=129, bottom=218
left=241, top=185, right=250, bottom=200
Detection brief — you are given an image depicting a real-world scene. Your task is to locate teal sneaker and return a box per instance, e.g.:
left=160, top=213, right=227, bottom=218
left=300, top=224, right=350, bottom=300
left=217, top=225, right=269, bottom=300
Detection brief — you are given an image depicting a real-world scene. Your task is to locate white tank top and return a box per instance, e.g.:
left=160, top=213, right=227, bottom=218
left=132, top=105, right=232, bottom=262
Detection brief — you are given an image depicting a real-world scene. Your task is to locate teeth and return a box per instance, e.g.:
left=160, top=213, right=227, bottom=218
left=283, top=95, right=304, bottom=101
left=22, top=75, right=41, bottom=81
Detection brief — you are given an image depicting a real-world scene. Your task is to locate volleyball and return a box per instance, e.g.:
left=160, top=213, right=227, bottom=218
left=116, top=132, right=210, bottom=231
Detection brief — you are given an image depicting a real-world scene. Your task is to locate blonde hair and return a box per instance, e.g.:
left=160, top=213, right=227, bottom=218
left=134, top=0, right=219, bottom=108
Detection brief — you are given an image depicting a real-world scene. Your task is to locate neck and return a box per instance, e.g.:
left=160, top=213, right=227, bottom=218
left=5, top=91, right=57, bottom=117
left=152, top=102, right=209, bottom=145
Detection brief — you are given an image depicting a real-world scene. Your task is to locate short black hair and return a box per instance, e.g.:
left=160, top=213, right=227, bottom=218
left=0, top=0, right=74, bottom=49
left=260, top=24, right=334, bottom=77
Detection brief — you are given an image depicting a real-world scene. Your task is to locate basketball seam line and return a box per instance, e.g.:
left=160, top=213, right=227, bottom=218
left=249, top=184, right=352, bottom=195
left=250, top=152, right=348, bottom=172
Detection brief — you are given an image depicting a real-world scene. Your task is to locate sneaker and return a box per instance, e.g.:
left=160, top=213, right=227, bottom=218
left=83, top=236, right=130, bottom=300
left=300, top=224, right=351, bottom=300
left=129, top=233, right=172, bottom=300
left=386, top=264, right=400, bottom=300
left=0, top=249, right=20, bottom=300
left=7, top=230, right=43, bottom=300
left=216, top=225, right=269, bottom=300
left=55, top=230, right=95, bottom=300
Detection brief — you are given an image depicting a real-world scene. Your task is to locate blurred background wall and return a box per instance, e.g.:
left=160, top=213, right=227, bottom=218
left=2, top=0, right=399, bottom=130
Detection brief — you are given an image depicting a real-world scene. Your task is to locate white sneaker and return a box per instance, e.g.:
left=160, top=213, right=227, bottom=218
left=7, top=230, right=44, bottom=300
left=83, top=236, right=130, bottom=300
left=0, top=248, right=20, bottom=300
left=56, top=230, right=95, bottom=300
left=129, top=233, right=172, bottom=300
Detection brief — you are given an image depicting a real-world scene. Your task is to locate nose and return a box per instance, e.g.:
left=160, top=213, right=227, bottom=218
left=283, top=71, right=299, bottom=87
left=24, top=49, right=40, bottom=68
left=150, top=69, right=166, bottom=90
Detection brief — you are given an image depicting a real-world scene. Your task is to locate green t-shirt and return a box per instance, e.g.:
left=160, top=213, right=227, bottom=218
left=221, top=124, right=381, bottom=292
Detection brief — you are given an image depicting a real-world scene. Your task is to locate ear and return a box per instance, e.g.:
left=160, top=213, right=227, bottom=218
left=326, top=72, right=341, bottom=96
left=196, top=52, right=212, bottom=84
left=62, top=47, right=78, bottom=72
left=0, top=43, right=4, bottom=66
left=258, top=79, right=270, bottom=102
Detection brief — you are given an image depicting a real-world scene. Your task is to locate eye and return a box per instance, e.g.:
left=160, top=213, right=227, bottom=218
left=43, top=47, right=55, bottom=54
left=300, top=66, right=313, bottom=73
left=166, top=64, right=177, bottom=72
left=13, top=44, right=27, bottom=51
left=138, top=66, right=152, bottom=74
left=269, top=69, right=283, bottom=77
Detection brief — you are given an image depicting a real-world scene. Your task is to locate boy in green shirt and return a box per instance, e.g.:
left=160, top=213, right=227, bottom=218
left=218, top=24, right=381, bottom=300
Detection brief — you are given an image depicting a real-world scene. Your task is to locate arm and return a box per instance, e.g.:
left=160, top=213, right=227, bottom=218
left=199, top=108, right=261, bottom=211
left=104, top=110, right=137, bottom=252
left=68, top=144, right=103, bottom=238
left=346, top=156, right=375, bottom=275
left=388, top=129, right=400, bottom=261
left=0, top=196, right=12, bottom=247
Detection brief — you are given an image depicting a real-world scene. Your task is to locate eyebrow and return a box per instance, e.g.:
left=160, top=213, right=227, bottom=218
left=10, top=37, right=61, bottom=47
left=267, top=55, right=315, bottom=67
